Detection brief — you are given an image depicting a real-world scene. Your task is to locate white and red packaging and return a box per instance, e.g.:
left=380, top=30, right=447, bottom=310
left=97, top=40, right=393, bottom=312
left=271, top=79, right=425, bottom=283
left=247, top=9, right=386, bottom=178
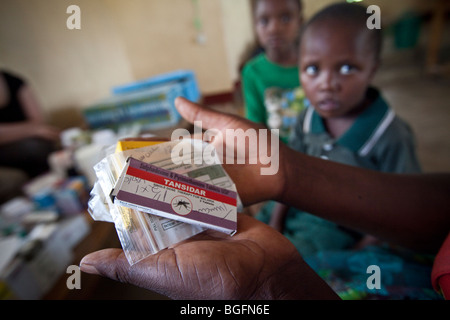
left=111, top=157, right=237, bottom=235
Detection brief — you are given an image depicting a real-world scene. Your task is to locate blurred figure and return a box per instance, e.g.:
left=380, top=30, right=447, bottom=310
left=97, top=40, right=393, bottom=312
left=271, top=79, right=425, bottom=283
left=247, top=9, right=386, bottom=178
left=261, top=2, right=422, bottom=255
left=242, top=0, right=305, bottom=143
left=0, top=70, right=60, bottom=201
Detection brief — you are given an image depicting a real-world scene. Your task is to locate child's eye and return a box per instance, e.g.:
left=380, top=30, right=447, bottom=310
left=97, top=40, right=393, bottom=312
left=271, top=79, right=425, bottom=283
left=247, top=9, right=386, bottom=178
left=258, top=17, right=269, bottom=26
left=340, top=64, right=355, bottom=75
left=281, top=14, right=292, bottom=23
left=305, top=65, right=318, bottom=75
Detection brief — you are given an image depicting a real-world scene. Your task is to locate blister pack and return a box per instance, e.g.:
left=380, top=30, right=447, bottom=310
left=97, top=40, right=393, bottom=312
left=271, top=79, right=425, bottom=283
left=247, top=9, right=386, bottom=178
left=88, top=139, right=241, bottom=265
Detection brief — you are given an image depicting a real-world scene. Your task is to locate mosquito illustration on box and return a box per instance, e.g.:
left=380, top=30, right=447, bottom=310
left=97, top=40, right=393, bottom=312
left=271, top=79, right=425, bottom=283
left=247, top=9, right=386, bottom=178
left=171, top=196, right=193, bottom=215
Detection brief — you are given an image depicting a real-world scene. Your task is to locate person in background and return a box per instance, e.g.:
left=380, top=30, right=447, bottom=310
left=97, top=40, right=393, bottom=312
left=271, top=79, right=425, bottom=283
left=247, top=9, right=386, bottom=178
left=241, top=0, right=306, bottom=222
left=242, top=0, right=305, bottom=144
left=261, top=2, right=422, bottom=253
left=256, top=3, right=427, bottom=299
left=0, top=70, right=60, bottom=202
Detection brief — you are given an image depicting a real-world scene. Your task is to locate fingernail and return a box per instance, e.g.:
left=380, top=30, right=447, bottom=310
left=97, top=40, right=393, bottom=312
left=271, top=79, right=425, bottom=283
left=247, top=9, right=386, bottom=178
left=79, top=257, right=99, bottom=275
left=174, top=97, right=184, bottom=109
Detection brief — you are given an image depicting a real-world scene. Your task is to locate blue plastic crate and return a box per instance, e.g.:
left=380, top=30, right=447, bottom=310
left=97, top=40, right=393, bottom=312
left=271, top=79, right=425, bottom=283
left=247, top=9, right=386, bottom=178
left=112, top=70, right=200, bottom=102
left=83, top=70, right=200, bottom=131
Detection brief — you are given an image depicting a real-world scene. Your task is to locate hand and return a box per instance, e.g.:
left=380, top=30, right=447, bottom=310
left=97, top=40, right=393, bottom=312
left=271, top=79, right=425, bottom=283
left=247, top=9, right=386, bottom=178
left=0, top=121, right=60, bottom=145
left=174, top=97, right=287, bottom=206
left=269, top=203, right=290, bottom=232
left=79, top=98, right=346, bottom=300
left=30, top=122, right=60, bottom=141
left=80, top=214, right=338, bottom=300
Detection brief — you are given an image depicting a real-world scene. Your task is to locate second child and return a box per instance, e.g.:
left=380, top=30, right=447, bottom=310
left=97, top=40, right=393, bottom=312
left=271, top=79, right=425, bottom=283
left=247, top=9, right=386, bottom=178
left=242, top=0, right=305, bottom=143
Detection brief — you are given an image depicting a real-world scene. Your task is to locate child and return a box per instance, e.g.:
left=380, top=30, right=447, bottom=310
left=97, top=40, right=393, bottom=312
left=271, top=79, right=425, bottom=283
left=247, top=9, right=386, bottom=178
left=241, top=0, right=305, bottom=143
left=258, top=3, right=437, bottom=299
left=258, top=3, right=422, bottom=257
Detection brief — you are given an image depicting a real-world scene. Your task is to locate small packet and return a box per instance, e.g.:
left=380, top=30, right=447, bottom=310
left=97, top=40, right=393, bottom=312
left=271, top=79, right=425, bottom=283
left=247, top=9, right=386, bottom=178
left=111, top=157, right=237, bottom=235
left=88, top=138, right=240, bottom=265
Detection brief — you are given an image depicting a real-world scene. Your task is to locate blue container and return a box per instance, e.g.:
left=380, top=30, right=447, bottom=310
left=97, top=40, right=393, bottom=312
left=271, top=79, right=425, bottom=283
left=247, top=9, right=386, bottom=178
left=112, top=70, right=200, bottom=102
left=83, top=70, right=201, bottom=130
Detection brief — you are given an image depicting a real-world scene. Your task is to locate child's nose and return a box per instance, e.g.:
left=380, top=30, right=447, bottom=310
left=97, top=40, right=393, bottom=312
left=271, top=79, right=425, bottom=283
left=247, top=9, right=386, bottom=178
left=319, top=71, right=339, bottom=91
left=267, top=19, right=282, bottom=33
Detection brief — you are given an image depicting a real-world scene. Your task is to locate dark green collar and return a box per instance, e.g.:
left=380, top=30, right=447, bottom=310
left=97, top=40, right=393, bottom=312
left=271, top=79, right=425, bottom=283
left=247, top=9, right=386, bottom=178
left=309, top=89, right=392, bottom=152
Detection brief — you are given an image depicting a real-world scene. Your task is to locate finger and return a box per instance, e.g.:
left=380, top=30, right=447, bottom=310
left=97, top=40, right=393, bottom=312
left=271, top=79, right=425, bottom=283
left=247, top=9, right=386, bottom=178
left=79, top=248, right=160, bottom=292
left=80, top=248, right=128, bottom=278
left=80, top=247, right=176, bottom=296
left=175, top=97, right=235, bottom=130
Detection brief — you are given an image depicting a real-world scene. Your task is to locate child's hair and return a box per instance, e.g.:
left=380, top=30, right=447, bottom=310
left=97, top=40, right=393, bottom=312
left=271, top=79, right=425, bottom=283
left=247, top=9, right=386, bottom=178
left=302, top=3, right=382, bottom=62
left=252, top=0, right=303, bottom=13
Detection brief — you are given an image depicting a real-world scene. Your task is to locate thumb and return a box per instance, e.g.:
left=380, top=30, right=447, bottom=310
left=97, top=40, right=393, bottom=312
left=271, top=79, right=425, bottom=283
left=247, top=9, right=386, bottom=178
left=79, top=248, right=180, bottom=298
left=175, top=97, right=235, bottom=131
left=80, top=248, right=130, bottom=279
left=80, top=248, right=157, bottom=289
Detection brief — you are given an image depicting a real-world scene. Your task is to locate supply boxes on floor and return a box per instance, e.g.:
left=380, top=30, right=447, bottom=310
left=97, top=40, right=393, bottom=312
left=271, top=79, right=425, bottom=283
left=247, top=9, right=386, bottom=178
left=82, top=70, right=201, bottom=131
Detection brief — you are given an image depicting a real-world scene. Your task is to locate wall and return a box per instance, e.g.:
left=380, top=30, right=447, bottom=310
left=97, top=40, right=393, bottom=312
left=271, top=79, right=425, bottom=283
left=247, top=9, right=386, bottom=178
left=0, top=0, right=429, bottom=128
left=303, top=0, right=431, bottom=24
left=0, top=0, right=135, bottom=127
left=220, top=0, right=255, bottom=84
left=0, top=0, right=254, bottom=127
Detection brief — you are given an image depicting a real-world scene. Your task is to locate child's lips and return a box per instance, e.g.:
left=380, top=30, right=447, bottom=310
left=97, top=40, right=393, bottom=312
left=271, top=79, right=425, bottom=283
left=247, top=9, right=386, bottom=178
left=318, top=99, right=340, bottom=111
left=267, top=37, right=285, bottom=47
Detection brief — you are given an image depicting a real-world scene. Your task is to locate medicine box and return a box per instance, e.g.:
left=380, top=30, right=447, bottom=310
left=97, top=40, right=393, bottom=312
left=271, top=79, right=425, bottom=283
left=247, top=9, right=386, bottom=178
left=115, top=140, right=166, bottom=153
left=111, top=157, right=237, bottom=235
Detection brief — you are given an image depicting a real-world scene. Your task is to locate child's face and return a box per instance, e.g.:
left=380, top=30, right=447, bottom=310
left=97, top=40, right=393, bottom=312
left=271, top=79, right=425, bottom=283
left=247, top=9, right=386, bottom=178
left=299, top=21, right=378, bottom=119
left=254, top=0, right=302, bottom=56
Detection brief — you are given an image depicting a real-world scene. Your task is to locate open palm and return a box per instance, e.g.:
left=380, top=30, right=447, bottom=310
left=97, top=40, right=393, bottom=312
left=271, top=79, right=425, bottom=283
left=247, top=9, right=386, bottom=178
left=80, top=214, right=328, bottom=299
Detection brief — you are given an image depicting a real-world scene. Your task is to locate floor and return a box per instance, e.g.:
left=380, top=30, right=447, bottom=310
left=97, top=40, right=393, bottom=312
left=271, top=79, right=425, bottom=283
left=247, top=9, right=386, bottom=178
left=81, top=28, right=450, bottom=300
left=372, top=52, right=450, bottom=173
